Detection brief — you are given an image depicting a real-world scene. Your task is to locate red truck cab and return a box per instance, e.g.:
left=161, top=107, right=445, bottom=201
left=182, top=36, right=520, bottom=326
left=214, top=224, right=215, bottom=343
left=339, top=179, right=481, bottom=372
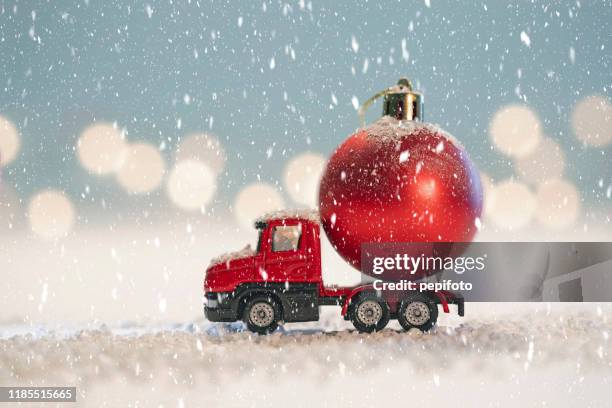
left=204, top=210, right=463, bottom=334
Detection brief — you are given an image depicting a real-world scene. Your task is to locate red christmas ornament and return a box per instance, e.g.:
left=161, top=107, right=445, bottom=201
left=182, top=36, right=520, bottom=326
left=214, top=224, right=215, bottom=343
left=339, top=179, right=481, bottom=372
left=319, top=78, right=483, bottom=280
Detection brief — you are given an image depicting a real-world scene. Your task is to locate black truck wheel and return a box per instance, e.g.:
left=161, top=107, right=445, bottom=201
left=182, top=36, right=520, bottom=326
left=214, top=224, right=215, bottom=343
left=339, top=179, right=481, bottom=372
left=349, top=293, right=390, bottom=333
left=397, top=293, right=438, bottom=332
left=243, top=295, right=281, bottom=334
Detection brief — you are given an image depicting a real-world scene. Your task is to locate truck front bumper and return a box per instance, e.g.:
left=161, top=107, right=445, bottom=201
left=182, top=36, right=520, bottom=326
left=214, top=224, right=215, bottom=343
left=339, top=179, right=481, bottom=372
left=204, top=292, right=238, bottom=322
left=204, top=305, right=238, bottom=322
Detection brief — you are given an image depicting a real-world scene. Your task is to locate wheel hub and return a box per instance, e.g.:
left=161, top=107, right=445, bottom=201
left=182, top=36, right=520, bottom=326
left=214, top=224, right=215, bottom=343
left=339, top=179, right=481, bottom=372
left=249, top=302, right=275, bottom=327
left=404, top=301, right=430, bottom=326
left=356, top=300, right=383, bottom=326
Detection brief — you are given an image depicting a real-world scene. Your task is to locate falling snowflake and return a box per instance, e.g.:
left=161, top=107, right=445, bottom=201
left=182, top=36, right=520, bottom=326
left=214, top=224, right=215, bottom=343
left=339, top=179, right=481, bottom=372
left=520, top=31, right=531, bottom=47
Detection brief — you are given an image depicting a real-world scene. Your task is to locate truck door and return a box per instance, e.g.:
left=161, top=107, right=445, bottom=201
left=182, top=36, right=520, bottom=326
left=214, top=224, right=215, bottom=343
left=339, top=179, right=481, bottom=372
left=263, top=221, right=310, bottom=282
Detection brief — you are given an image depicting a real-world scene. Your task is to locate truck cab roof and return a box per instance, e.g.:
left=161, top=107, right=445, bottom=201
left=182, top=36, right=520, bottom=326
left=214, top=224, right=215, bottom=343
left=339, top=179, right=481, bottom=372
left=254, top=209, right=320, bottom=227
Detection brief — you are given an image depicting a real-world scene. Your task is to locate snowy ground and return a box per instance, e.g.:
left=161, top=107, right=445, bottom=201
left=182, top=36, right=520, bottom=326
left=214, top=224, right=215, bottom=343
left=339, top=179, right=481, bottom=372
left=1, top=303, right=610, bottom=407
left=1, top=224, right=612, bottom=406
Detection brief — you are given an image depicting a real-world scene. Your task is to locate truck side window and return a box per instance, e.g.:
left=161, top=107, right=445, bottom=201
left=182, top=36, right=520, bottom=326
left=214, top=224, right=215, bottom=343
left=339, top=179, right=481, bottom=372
left=255, top=228, right=264, bottom=252
left=272, top=225, right=301, bottom=252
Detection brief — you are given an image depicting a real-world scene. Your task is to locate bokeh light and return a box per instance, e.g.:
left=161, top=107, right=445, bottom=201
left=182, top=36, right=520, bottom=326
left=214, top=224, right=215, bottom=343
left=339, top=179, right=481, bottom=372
left=77, top=123, right=127, bottom=175
left=166, top=160, right=216, bottom=211
left=116, top=143, right=166, bottom=194
left=489, top=105, right=542, bottom=158
left=175, top=133, right=226, bottom=175
left=514, top=137, right=565, bottom=185
left=0, top=116, right=20, bottom=166
left=28, top=190, right=75, bottom=240
left=487, top=180, right=536, bottom=230
left=479, top=171, right=496, bottom=218
left=0, top=183, right=20, bottom=231
left=283, top=152, right=326, bottom=207
left=234, top=183, right=285, bottom=229
left=571, top=95, right=612, bottom=147
left=535, top=179, right=580, bottom=229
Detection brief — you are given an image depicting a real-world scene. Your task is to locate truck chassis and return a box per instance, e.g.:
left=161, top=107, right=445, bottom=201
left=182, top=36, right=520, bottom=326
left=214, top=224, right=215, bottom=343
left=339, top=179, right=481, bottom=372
left=205, top=281, right=463, bottom=334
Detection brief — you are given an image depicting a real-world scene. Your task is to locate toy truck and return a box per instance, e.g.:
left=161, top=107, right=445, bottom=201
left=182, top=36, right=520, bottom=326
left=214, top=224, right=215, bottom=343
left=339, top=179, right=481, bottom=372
left=204, top=210, right=464, bottom=334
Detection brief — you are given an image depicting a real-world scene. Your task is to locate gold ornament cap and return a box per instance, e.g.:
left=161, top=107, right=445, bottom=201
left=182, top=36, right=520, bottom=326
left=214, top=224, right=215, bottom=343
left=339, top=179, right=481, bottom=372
left=359, top=77, right=424, bottom=125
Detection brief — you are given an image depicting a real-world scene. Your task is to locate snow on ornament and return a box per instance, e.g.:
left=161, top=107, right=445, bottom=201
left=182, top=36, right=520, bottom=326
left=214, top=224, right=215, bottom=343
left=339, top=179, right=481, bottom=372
left=318, top=78, right=483, bottom=277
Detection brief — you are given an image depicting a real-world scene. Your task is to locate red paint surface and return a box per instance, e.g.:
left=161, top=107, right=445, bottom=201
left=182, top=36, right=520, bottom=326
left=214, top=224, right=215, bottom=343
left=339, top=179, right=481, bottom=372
left=204, top=218, right=324, bottom=293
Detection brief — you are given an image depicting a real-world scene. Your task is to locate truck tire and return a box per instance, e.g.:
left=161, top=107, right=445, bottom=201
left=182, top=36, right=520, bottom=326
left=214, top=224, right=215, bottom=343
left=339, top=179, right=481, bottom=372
left=397, top=293, right=438, bottom=332
left=243, top=295, right=281, bottom=334
left=349, top=293, right=390, bottom=333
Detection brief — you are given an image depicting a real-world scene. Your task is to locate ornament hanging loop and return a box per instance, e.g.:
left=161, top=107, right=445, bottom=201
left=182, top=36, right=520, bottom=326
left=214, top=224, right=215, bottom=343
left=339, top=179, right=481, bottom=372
left=358, top=77, right=424, bottom=126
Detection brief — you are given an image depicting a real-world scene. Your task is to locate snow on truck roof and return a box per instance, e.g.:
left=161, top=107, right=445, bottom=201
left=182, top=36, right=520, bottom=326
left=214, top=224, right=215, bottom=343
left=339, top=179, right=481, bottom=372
left=254, top=209, right=320, bottom=224
left=208, top=209, right=319, bottom=267
left=209, top=245, right=256, bottom=267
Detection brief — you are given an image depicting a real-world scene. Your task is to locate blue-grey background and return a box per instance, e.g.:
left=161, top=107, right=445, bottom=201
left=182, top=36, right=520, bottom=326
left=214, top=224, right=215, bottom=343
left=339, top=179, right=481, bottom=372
left=1, top=0, right=610, bottom=215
